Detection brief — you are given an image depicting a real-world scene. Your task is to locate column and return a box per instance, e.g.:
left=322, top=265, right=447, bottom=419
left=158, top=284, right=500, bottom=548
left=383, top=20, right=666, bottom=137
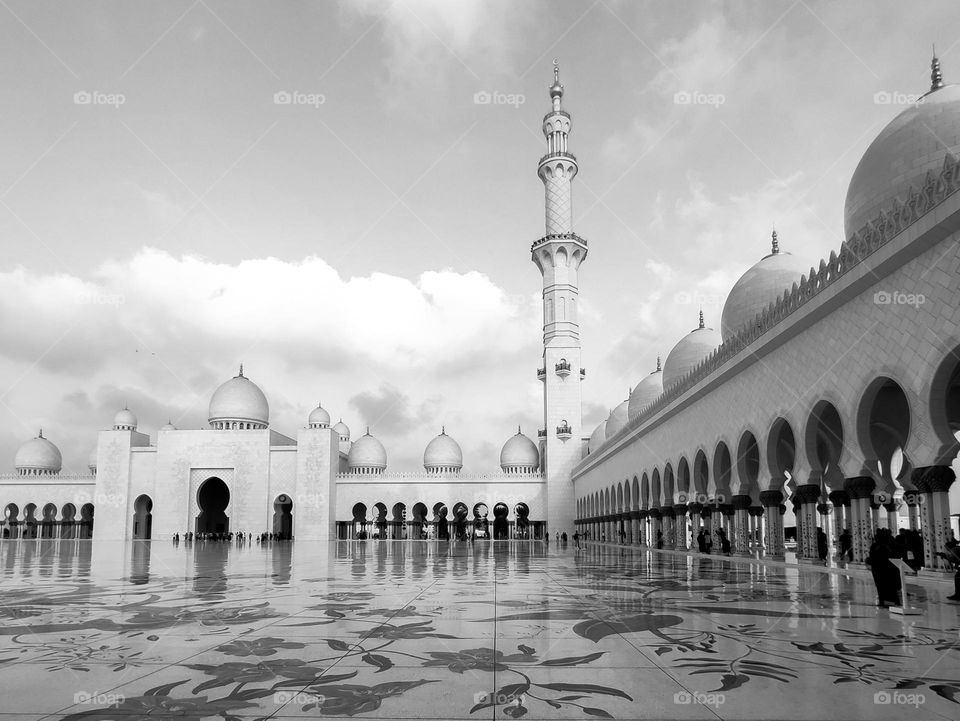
left=883, top=501, right=898, bottom=532
left=731, top=495, right=751, bottom=556
left=828, top=489, right=849, bottom=557
left=710, top=503, right=723, bottom=551
left=637, top=510, right=648, bottom=545
left=673, top=504, right=689, bottom=550
left=631, top=512, right=640, bottom=545
left=662, top=507, right=675, bottom=548
left=843, top=476, right=876, bottom=566
left=796, top=484, right=823, bottom=565
left=701, top=507, right=713, bottom=551
left=687, top=502, right=702, bottom=551
left=913, top=465, right=957, bottom=574
left=759, top=490, right=785, bottom=558
left=903, top=491, right=920, bottom=531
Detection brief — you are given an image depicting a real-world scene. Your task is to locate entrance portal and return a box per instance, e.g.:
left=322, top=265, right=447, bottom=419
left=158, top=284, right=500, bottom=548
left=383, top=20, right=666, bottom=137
left=273, top=495, right=293, bottom=539
left=196, top=478, right=230, bottom=535
left=133, top=495, right=153, bottom=540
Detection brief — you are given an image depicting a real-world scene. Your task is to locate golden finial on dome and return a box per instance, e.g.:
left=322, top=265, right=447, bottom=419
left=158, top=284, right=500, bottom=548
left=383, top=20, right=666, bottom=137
left=931, top=44, right=944, bottom=92
left=771, top=227, right=780, bottom=254
left=238, top=363, right=244, bottom=377
left=549, top=58, right=563, bottom=100
left=698, top=308, right=705, bottom=329
left=656, top=356, right=662, bottom=372
left=38, top=428, right=43, bottom=439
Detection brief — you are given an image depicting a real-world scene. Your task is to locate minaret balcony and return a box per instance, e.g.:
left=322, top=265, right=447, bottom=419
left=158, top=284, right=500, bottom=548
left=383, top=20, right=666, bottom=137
left=542, top=109, right=570, bottom=121
left=556, top=422, right=572, bottom=440
left=579, top=368, right=586, bottom=380
left=538, top=150, right=578, bottom=167
left=537, top=367, right=546, bottom=382
left=537, top=429, right=547, bottom=439
left=555, top=360, right=571, bottom=378
left=530, top=232, right=588, bottom=252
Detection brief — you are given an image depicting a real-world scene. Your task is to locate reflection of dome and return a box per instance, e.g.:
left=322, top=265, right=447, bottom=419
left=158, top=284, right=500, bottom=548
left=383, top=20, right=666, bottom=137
left=628, top=359, right=664, bottom=419
left=845, top=60, right=960, bottom=238
left=720, top=231, right=809, bottom=341
left=500, top=429, right=539, bottom=473
left=208, top=365, right=269, bottom=429
left=113, top=407, right=137, bottom=430
left=333, top=420, right=350, bottom=441
left=308, top=402, right=331, bottom=429
left=587, top=420, right=607, bottom=454
left=159, top=420, right=177, bottom=431
left=15, top=431, right=62, bottom=476
left=87, top=447, right=98, bottom=473
left=604, top=399, right=630, bottom=439
left=662, top=312, right=723, bottom=390
left=348, top=429, right=387, bottom=474
left=424, top=428, right=463, bottom=473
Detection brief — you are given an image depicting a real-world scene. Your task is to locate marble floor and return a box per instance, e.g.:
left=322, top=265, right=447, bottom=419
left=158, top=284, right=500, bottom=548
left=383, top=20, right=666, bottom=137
left=0, top=539, right=957, bottom=720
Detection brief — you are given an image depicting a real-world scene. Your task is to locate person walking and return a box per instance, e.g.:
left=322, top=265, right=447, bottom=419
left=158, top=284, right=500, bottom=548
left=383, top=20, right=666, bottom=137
left=866, top=528, right=903, bottom=608
left=573, top=531, right=581, bottom=550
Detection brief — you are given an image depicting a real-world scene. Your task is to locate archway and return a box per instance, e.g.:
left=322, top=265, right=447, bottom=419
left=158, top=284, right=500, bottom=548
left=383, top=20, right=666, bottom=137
left=196, top=478, right=230, bottom=535
left=857, top=377, right=911, bottom=487
left=767, top=418, right=796, bottom=488
left=60, top=503, right=76, bottom=539
left=804, top=401, right=844, bottom=481
left=373, top=502, right=388, bottom=539
left=712, top=442, right=732, bottom=502
left=411, top=502, right=428, bottom=539
left=473, top=502, right=489, bottom=539
left=391, top=502, right=407, bottom=539
left=929, top=344, right=960, bottom=463
left=41, top=503, right=57, bottom=538
left=493, top=502, right=509, bottom=539
left=133, top=495, right=153, bottom=540
left=514, top=502, right=530, bottom=539
left=352, top=502, right=368, bottom=539
left=452, top=502, right=468, bottom=540
left=2, top=503, right=19, bottom=539
left=693, top=450, right=709, bottom=502
left=273, top=494, right=293, bottom=540
left=23, top=503, right=37, bottom=539
left=79, top=503, right=94, bottom=538
left=736, top=431, right=761, bottom=494
left=434, top=502, right=449, bottom=540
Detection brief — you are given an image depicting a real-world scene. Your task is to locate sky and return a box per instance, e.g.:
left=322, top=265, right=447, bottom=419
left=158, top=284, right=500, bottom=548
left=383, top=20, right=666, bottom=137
left=0, top=0, right=958, bottom=473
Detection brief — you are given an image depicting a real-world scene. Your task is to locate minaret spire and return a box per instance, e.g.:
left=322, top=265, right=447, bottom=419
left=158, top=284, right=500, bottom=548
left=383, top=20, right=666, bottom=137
left=931, top=45, right=944, bottom=92
left=699, top=308, right=705, bottom=329
left=656, top=356, right=662, bottom=372
left=771, top=227, right=780, bottom=254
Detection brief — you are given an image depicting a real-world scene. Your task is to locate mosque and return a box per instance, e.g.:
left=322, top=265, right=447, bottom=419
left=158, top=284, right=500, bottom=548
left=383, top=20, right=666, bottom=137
left=1, top=58, right=959, bottom=575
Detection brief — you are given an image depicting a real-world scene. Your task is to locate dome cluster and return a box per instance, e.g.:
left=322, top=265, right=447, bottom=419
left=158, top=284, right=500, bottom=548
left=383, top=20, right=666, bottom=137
left=589, top=55, right=956, bottom=455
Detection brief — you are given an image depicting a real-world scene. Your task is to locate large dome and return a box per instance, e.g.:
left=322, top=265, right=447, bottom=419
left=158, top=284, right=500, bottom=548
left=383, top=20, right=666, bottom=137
left=587, top=419, right=607, bottom=454
left=500, top=429, right=539, bottom=472
left=333, top=420, right=351, bottom=440
left=845, top=61, right=960, bottom=239
left=308, top=402, right=331, bottom=428
left=113, top=407, right=137, bottom=430
left=423, top=428, right=463, bottom=472
left=628, top=360, right=664, bottom=419
left=662, top=313, right=723, bottom=390
left=208, top=366, right=269, bottom=429
left=604, top=399, right=630, bottom=439
left=720, top=232, right=809, bottom=341
left=348, top=429, right=387, bottom=473
left=15, top=432, right=62, bottom=476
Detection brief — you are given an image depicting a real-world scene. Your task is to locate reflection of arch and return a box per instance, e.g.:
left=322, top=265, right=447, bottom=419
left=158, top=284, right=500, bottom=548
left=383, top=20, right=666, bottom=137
left=856, top=376, right=911, bottom=485
left=273, top=494, right=293, bottom=539
left=133, top=495, right=153, bottom=540
left=766, top=418, right=796, bottom=486
left=196, top=477, right=230, bottom=535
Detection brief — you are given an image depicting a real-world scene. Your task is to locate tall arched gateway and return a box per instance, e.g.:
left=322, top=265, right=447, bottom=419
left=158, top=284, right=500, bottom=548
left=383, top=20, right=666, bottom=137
left=196, top=477, right=230, bottom=535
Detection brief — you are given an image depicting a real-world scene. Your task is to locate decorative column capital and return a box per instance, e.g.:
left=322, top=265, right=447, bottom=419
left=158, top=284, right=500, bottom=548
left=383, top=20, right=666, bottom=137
left=687, top=502, right=703, bottom=514
left=748, top=506, right=764, bottom=517
left=828, top=489, right=850, bottom=507
left=816, top=503, right=831, bottom=515
left=731, top=494, right=752, bottom=511
left=903, top=491, right=920, bottom=506
left=661, top=507, right=676, bottom=519
left=672, top=503, right=688, bottom=516
left=843, top=476, right=876, bottom=499
left=796, top=483, right=822, bottom=504
left=647, top=508, right=661, bottom=520
left=759, top=490, right=784, bottom=508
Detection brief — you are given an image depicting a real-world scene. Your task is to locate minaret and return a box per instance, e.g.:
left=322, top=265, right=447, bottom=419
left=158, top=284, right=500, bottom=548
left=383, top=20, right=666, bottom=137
left=532, top=61, right=587, bottom=536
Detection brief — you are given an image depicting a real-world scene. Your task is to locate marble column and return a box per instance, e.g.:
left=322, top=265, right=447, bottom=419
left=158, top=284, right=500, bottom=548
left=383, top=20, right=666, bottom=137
left=790, top=494, right=803, bottom=558
left=828, top=489, right=849, bottom=557
left=687, top=502, right=702, bottom=551
left=759, top=490, right=785, bottom=558
left=912, top=465, right=957, bottom=573
left=749, top=506, right=764, bottom=549
left=673, top=504, right=689, bottom=550
left=662, top=507, right=676, bottom=548
left=903, top=491, right=920, bottom=532
left=731, top=495, right=751, bottom=556
left=637, top=510, right=648, bottom=546
left=648, top=508, right=661, bottom=548
left=796, top=484, right=823, bottom=564
left=843, top=476, right=876, bottom=565
left=883, top=501, right=898, bottom=532
left=701, top=507, right=713, bottom=551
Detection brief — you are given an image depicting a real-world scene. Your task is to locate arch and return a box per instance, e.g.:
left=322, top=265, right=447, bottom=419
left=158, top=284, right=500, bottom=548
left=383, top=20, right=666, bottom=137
left=60, top=503, right=76, bottom=539
left=766, top=417, right=796, bottom=487
left=623, top=480, right=632, bottom=510
left=663, top=463, right=675, bottom=503
left=472, top=502, right=490, bottom=539
left=452, top=501, right=469, bottom=540
left=736, top=431, right=761, bottom=494
left=640, top=472, right=650, bottom=509
left=929, top=344, right=960, bottom=463
left=616, top=482, right=624, bottom=512
left=712, top=442, right=732, bottom=501
left=514, top=502, right=530, bottom=538
left=391, top=502, right=407, bottom=539
left=693, top=450, right=709, bottom=499
left=79, top=503, right=94, bottom=538
left=804, top=401, right=844, bottom=478
left=196, top=478, right=229, bottom=535
left=677, top=457, right=691, bottom=500
left=493, top=501, right=509, bottom=539
left=23, top=503, right=37, bottom=538
left=631, top=476, right=640, bottom=509
left=273, top=494, right=293, bottom=539
left=133, top=495, right=153, bottom=540
left=352, top=502, right=367, bottom=522
left=856, top=376, right=911, bottom=487
left=651, top=468, right=661, bottom=508
left=41, top=502, right=58, bottom=538
left=2, top=503, right=20, bottom=538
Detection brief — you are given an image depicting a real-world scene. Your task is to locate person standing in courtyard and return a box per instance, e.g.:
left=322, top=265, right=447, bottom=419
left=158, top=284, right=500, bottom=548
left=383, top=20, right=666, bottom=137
left=867, top=528, right=903, bottom=608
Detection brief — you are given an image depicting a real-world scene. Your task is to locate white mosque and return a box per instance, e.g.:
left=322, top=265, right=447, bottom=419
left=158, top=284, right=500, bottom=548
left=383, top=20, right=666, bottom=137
left=2, top=58, right=959, bottom=575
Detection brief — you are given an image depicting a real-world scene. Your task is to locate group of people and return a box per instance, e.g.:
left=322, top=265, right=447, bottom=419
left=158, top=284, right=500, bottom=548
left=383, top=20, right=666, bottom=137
left=694, top=528, right=731, bottom=554
left=172, top=531, right=290, bottom=544
left=866, top=528, right=959, bottom=607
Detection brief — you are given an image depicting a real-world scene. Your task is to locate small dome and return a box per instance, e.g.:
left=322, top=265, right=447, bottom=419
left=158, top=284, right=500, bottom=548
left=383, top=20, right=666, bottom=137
left=159, top=420, right=177, bottom=431
left=332, top=420, right=351, bottom=440
left=348, top=429, right=387, bottom=473
left=15, top=432, right=62, bottom=476
left=87, top=447, right=98, bottom=473
left=662, top=313, right=723, bottom=390
left=845, top=69, right=960, bottom=239
left=308, top=402, right=331, bottom=428
left=604, top=399, right=630, bottom=439
left=628, top=361, right=664, bottom=419
left=587, top=420, right=607, bottom=454
left=208, top=365, right=269, bottom=429
left=720, top=232, right=809, bottom=341
left=423, top=428, right=463, bottom=472
left=500, top=429, right=539, bottom=472
left=113, top=407, right=137, bottom=430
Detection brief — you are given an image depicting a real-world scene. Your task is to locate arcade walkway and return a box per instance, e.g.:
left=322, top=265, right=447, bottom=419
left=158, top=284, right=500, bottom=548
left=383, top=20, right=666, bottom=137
left=0, top=539, right=957, bottom=720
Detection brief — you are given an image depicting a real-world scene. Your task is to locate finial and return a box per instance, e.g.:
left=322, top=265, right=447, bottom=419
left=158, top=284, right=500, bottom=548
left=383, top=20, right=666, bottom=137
left=549, top=59, right=563, bottom=101
left=771, top=227, right=779, bottom=254
left=554, top=58, right=559, bottom=82
left=38, top=428, right=43, bottom=439
left=441, top=425, right=446, bottom=435
left=517, top=424, right=521, bottom=434
left=238, top=363, right=244, bottom=377
left=931, top=45, right=944, bottom=91
left=365, top=425, right=370, bottom=436
left=656, top=356, right=662, bottom=372
left=698, top=308, right=705, bottom=329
